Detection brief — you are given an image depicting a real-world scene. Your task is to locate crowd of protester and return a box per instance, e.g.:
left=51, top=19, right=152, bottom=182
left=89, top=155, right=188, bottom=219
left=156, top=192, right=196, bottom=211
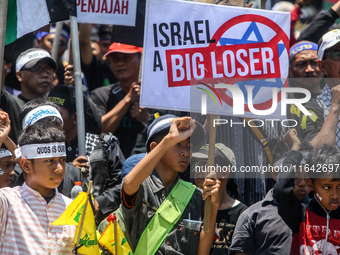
left=1, top=0, right=340, bottom=254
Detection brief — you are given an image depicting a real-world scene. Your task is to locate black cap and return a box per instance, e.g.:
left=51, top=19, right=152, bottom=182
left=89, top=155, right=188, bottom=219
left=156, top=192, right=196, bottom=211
left=47, top=85, right=86, bottom=112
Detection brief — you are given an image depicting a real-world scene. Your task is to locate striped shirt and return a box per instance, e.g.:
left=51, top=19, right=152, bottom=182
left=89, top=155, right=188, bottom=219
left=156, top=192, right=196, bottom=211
left=0, top=183, right=76, bottom=254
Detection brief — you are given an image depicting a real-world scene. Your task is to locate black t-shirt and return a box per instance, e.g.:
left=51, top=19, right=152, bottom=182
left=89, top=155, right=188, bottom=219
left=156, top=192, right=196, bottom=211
left=211, top=201, right=247, bottom=255
left=287, top=98, right=324, bottom=143
left=17, top=94, right=30, bottom=103
left=229, top=189, right=293, bottom=255
left=90, top=83, right=145, bottom=157
left=0, top=89, right=25, bottom=144
left=81, top=55, right=117, bottom=92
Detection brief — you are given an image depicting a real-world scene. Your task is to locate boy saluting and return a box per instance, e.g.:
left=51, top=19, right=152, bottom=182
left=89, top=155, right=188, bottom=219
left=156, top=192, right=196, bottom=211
left=0, top=121, right=76, bottom=254
left=122, top=115, right=220, bottom=255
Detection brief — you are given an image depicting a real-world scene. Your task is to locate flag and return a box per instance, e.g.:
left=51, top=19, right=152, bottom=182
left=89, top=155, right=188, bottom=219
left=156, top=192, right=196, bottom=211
left=99, top=214, right=133, bottom=255
left=52, top=192, right=100, bottom=255
left=74, top=194, right=100, bottom=255
left=5, top=0, right=76, bottom=45
left=74, top=195, right=100, bottom=255
left=51, top=192, right=88, bottom=226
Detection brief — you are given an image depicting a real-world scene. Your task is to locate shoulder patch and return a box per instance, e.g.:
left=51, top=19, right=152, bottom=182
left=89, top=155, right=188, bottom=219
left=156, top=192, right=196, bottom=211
left=301, top=110, right=318, bottom=130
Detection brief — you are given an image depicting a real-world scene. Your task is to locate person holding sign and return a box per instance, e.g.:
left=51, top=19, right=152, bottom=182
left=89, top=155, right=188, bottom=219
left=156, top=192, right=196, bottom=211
left=191, top=143, right=248, bottom=254
left=122, top=115, right=219, bottom=255
left=0, top=123, right=76, bottom=254
left=91, top=42, right=149, bottom=158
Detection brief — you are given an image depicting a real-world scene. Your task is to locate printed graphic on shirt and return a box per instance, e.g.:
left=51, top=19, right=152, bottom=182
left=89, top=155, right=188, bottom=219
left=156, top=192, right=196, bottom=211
left=291, top=208, right=340, bottom=255
left=212, top=221, right=236, bottom=249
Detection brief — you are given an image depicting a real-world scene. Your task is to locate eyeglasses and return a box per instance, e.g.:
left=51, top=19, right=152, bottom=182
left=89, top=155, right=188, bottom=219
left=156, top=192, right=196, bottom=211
left=21, top=66, right=54, bottom=75
left=325, top=50, right=340, bottom=61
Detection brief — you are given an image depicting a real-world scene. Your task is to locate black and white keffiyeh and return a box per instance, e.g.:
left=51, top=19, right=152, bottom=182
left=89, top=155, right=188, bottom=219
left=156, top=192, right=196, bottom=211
left=317, top=84, right=340, bottom=147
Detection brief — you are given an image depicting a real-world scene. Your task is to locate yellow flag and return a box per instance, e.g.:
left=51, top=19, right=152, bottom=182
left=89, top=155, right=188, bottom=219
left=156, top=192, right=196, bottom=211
left=99, top=215, right=133, bottom=255
left=52, top=192, right=88, bottom=226
left=74, top=198, right=100, bottom=255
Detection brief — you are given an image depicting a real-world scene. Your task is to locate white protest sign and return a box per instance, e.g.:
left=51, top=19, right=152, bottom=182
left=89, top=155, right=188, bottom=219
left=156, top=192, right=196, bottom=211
left=140, top=0, right=291, bottom=119
left=76, top=0, right=138, bottom=26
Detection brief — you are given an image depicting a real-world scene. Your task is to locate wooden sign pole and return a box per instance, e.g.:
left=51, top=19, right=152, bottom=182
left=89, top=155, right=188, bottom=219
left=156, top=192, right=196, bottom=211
left=203, top=114, right=217, bottom=232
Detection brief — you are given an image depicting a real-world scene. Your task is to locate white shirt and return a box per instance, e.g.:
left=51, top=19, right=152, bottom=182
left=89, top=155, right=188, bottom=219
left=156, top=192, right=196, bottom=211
left=0, top=183, right=76, bottom=254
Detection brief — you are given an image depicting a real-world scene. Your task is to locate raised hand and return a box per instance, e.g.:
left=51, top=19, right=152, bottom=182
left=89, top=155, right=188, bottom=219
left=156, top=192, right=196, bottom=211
left=64, top=63, right=75, bottom=86
left=72, top=156, right=90, bottom=178
left=0, top=110, right=11, bottom=144
left=126, top=81, right=140, bottom=104
left=167, top=117, right=196, bottom=145
left=202, top=178, right=220, bottom=207
left=284, top=128, right=301, bottom=151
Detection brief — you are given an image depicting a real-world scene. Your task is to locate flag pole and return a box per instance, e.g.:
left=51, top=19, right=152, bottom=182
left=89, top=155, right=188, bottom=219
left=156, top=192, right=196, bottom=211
left=69, top=15, right=86, bottom=157
left=114, top=217, right=118, bottom=255
left=68, top=38, right=73, bottom=65
left=75, top=180, right=93, bottom=254
left=51, top=21, right=63, bottom=62
left=0, top=0, right=9, bottom=92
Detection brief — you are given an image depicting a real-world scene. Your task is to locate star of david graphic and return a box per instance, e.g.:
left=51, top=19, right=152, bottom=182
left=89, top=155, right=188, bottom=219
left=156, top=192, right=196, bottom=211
left=217, top=22, right=286, bottom=103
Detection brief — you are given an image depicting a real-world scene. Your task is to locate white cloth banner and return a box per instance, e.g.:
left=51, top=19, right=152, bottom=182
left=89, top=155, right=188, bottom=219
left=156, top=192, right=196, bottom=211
left=140, top=0, right=290, bottom=119
left=76, top=0, right=138, bottom=26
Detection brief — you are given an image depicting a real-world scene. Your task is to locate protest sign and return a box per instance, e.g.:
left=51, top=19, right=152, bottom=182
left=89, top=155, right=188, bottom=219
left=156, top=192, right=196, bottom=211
left=76, top=0, right=138, bottom=26
left=140, top=0, right=293, bottom=119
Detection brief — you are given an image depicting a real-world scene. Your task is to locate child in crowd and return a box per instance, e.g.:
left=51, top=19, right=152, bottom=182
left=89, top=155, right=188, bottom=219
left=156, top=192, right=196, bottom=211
left=122, top=115, right=220, bottom=255
left=0, top=122, right=76, bottom=254
left=191, top=143, right=248, bottom=254
left=229, top=136, right=311, bottom=255
left=270, top=138, right=311, bottom=202
left=11, top=98, right=85, bottom=198
left=274, top=128, right=340, bottom=255
left=0, top=148, right=15, bottom=188
left=0, top=111, right=15, bottom=188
